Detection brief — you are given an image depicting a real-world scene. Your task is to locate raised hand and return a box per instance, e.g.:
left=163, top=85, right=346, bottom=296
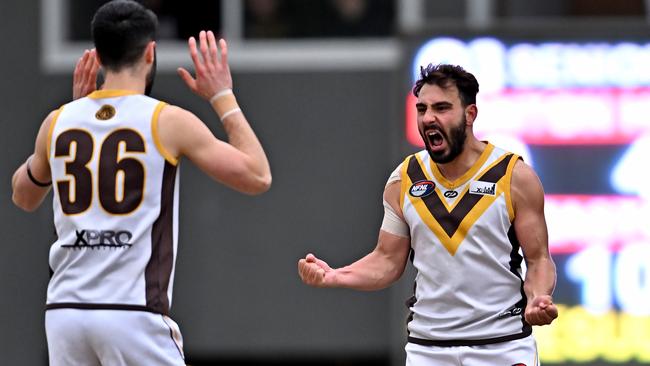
left=177, top=30, right=233, bottom=100
left=525, top=295, right=558, bottom=325
left=298, top=254, right=336, bottom=288
left=73, top=49, right=100, bottom=100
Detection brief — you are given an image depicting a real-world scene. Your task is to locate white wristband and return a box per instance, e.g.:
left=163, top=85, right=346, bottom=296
left=220, top=107, right=242, bottom=120
left=209, top=88, right=233, bottom=104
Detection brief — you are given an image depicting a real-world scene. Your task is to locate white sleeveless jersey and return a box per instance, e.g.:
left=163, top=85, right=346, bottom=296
left=398, top=143, right=530, bottom=345
left=46, top=90, right=180, bottom=315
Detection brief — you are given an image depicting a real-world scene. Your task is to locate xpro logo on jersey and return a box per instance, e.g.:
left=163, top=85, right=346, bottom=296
left=61, top=229, right=134, bottom=249
left=409, top=180, right=436, bottom=198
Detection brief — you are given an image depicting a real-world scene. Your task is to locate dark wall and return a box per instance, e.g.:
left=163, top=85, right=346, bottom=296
left=1, top=1, right=52, bottom=365
left=0, top=2, right=414, bottom=365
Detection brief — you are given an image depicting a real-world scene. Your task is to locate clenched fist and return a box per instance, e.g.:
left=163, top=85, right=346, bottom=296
left=297, top=254, right=336, bottom=288
left=525, top=295, right=558, bottom=325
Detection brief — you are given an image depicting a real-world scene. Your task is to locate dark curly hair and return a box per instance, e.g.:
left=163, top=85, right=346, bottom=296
left=412, top=64, right=479, bottom=107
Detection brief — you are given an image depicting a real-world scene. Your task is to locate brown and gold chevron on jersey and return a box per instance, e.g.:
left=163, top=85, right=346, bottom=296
left=401, top=152, right=519, bottom=256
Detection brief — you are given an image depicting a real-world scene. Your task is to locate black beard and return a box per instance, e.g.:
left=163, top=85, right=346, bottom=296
left=144, top=50, right=157, bottom=96
left=422, top=118, right=467, bottom=164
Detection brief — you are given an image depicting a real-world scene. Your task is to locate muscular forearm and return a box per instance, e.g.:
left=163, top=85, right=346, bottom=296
left=11, top=161, right=25, bottom=192
left=524, top=256, right=556, bottom=299
left=221, top=113, right=271, bottom=187
left=299, top=230, right=410, bottom=291
left=332, top=250, right=405, bottom=291
left=12, top=161, right=50, bottom=212
left=209, top=95, right=271, bottom=193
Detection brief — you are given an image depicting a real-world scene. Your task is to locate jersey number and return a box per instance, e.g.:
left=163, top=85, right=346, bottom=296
left=54, top=129, right=145, bottom=215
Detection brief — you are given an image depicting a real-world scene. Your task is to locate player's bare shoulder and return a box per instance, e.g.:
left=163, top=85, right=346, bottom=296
left=42, top=109, right=61, bottom=130
left=511, top=159, right=545, bottom=212
left=156, top=104, right=208, bottom=157
left=158, top=104, right=195, bottom=125
left=158, top=104, right=210, bottom=134
left=37, top=108, right=63, bottom=151
left=383, top=161, right=405, bottom=218
left=512, top=159, right=542, bottom=189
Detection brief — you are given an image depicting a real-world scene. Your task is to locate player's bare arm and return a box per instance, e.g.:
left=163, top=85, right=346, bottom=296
left=12, top=111, right=55, bottom=212
left=298, top=181, right=411, bottom=290
left=158, top=106, right=269, bottom=194
left=164, top=30, right=271, bottom=195
left=13, top=49, right=103, bottom=212
left=512, top=159, right=558, bottom=326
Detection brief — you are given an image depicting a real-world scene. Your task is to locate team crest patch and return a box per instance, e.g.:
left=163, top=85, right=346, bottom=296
left=95, top=104, right=116, bottom=120
left=409, top=180, right=435, bottom=198
left=469, top=180, right=496, bottom=196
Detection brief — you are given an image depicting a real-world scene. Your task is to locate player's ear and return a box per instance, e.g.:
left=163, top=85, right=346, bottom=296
left=144, top=41, right=156, bottom=64
left=465, top=104, right=477, bottom=126
left=94, top=51, right=104, bottom=68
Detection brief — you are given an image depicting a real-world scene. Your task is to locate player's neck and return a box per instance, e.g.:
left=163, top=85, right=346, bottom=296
left=435, top=138, right=486, bottom=182
left=101, top=70, right=146, bottom=94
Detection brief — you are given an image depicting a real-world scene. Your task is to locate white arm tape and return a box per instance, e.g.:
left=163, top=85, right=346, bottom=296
left=386, top=164, right=401, bottom=187
left=381, top=198, right=410, bottom=238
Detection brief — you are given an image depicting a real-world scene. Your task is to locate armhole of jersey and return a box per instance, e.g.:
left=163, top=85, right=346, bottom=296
left=399, top=155, right=411, bottom=211
left=151, top=101, right=178, bottom=166
left=46, top=106, right=65, bottom=158
left=505, top=154, right=521, bottom=222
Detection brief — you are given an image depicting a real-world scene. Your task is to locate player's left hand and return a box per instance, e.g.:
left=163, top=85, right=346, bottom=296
left=525, top=295, right=558, bottom=325
left=73, top=49, right=100, bottom=100
left=177, top=30, right=233, bottom=101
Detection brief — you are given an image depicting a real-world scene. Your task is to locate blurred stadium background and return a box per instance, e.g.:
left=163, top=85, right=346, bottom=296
left=1, top=0, right=649, bottom=365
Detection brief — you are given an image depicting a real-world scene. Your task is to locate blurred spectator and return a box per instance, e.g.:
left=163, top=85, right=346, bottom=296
left=325, top=0, right=394, bottom=37
left=69, top=0, right=221, bottom=40
left=297, top=0, right=394, bottom=38
left=245, top=0, right=394, bottom=38
left=69, top=0, right=394, bottom=40
left=67, top=0, right=650, bottom=42
left=244, top=0, right=291, bottom=38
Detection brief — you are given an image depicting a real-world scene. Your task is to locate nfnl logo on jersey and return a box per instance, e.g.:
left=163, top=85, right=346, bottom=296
left=469, top=180, right=496, bottom=196
left=409, top=180, right=436, bottom=197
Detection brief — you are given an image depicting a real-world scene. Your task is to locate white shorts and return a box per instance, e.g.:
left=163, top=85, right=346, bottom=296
left=406, top=335, right=539, bottom=366
left=45, top=308, right=185, bottom=366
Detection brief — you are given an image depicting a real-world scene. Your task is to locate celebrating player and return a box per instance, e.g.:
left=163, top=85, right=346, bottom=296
left=298, top=64, right=557, bottom=365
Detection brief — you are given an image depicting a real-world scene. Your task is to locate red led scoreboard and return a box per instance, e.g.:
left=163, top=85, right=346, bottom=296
left=407, top=37, right=650, bottom=365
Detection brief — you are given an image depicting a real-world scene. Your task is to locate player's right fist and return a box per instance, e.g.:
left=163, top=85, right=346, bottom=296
left=298, top=253, right=334, bottom=288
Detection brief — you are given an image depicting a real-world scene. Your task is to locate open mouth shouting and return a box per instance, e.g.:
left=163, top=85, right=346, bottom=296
left=419, top=115, right=468, bottom=164
left=425, top=129, right=446, bottom=152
